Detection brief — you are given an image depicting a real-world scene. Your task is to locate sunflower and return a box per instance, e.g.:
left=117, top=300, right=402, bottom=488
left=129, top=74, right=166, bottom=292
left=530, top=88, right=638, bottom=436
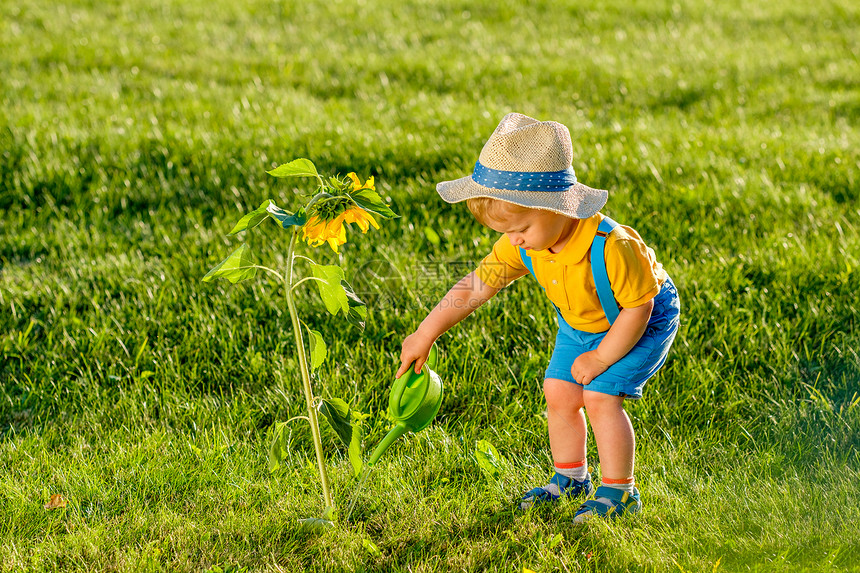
left=300, top=173, right=381, bottom=252
left=301, top=214, right=346, bottom=252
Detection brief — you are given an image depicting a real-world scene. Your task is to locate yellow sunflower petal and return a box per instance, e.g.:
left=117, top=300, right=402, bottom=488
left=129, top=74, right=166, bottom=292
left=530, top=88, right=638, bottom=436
left=324, top=214, right=347, bottom=239
left=301, top=199, right=382, bottom=250
left=361, top=209, right=380, bottom=230
left=341, top=207, right=365, bottom=232
left=352, top=208, right=378, bottom=231
left=347, top=172, right=361, bottom=190
left=302, top=216, right=326, bottom=241
left=347, top=172, right=375, bottom=192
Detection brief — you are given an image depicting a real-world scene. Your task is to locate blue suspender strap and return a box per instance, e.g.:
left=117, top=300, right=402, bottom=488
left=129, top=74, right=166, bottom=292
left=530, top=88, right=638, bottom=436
left=519, top=246, right=536, bottom=277
left=592, top=217, right=621, bottom=325
left=520, top=215, right=621, bottom=327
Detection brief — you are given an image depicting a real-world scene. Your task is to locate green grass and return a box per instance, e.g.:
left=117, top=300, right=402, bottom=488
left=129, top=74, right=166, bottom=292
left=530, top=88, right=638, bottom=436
left=1, top=0, right=859, bottom=570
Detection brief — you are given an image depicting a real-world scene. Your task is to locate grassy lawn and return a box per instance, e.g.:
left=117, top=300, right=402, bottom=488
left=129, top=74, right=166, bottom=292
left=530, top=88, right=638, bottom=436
left=1, top=0, right=859, bottom=571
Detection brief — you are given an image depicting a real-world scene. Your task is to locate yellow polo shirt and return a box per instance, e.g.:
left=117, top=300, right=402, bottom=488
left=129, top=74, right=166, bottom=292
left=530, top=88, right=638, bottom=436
left=475, top=213, right=668, bottom=333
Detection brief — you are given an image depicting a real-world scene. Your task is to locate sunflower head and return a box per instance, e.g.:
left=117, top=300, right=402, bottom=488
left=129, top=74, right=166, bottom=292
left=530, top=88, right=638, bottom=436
left=300, top=173, right=388, bottom=252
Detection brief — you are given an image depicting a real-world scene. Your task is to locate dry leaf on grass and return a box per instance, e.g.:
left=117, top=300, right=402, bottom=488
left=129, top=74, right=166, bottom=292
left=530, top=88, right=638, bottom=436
left=44, top=494, right=68, bottom=510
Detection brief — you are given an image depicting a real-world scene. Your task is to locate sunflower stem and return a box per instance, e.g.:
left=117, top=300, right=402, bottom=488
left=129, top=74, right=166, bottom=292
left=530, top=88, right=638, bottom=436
left=285, top=227, right=334, bottom=512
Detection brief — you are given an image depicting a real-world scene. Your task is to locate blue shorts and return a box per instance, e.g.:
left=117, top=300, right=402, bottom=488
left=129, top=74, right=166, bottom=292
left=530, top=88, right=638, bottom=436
left=544, top=276, right=681, bottom=399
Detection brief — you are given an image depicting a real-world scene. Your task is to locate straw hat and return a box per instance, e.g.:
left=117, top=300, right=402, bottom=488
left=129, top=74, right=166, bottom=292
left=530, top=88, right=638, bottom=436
left=436, top=113, right=608, bottom=219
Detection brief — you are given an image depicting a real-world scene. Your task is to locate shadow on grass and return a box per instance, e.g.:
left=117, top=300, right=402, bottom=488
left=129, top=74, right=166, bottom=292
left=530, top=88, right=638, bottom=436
left=347, top=493, right=597, bottom=570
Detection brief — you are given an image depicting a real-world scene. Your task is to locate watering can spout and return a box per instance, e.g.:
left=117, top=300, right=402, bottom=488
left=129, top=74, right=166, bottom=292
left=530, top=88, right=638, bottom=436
left=367, top=423, right=408, bottom=467
left=365, top=344, right=443, bottom=467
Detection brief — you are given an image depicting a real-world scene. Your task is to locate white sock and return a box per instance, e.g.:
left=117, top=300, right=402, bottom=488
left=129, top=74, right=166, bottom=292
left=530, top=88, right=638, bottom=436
left=554, top=460, right=589, bottom=482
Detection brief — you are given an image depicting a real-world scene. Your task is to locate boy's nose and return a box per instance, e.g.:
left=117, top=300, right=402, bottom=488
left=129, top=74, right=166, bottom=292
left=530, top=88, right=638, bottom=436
left=509, top=234, right=523, bottom=246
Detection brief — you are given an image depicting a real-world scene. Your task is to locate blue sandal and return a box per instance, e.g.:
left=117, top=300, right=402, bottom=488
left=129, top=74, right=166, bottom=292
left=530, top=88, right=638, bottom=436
left=520, top=472, right=594, bottom=510
left=573, top=485, right=641, bottom=523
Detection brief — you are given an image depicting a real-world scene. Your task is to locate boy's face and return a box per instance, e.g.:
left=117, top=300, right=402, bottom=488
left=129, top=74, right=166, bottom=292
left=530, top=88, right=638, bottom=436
left=485, top=207, right=577, bottom=253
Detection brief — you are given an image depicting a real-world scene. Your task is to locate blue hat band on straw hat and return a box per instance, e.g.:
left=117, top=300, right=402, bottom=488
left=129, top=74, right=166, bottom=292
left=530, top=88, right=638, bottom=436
left=471, top=161, right=577, bottom=192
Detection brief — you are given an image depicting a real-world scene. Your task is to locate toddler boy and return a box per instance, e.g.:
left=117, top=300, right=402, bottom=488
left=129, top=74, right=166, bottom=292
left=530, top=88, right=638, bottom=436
left=397, top=113, right=680, bottom=522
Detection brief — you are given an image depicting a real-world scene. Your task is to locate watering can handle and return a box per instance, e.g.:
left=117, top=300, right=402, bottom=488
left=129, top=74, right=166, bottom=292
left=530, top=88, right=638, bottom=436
left=391, top=343, right=438, bottom=407
left=426, top=343, right=438, bottom=370
left=390, top=372, right=408, bottom=413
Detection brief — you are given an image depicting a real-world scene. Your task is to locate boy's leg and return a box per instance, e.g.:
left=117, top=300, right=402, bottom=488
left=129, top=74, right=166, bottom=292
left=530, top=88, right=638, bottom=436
left=544, top=378, right=586, bottom=463
left=520, top=379, right=592, bottom=509
left=573, top=390, right=640, bottom=523
left=582, top=390, right=634, bottom=480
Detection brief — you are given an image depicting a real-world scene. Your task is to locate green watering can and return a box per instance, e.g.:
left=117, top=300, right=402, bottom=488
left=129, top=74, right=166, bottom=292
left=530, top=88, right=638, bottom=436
left=346, top=344, right=444, bottom=520
left=366, top=344, right=443, bottom=466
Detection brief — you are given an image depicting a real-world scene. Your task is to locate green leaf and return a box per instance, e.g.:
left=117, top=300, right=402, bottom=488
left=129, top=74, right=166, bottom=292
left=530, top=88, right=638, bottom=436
left=362, top=538, right=382, bottom=557
left=309, top=263, right=349, bottom=316
left=267, top=203, right=307, bottom=228
left=202, top=244, right=257, bottom=284
left=475, top=439, right=505, bottom=480
left=348, top=410, right=366, bottom=477
left=305, top=327, right=327, bottom=371
left=423, top=226, right=441, bottom=246
left=267, top=158, right=319, bottom=179
left=548, top=532, right=563, bottom=549
left=352, top=189, right=398, bottom=219
left=298, top=517, right=334, bottom=530
left=228, top=200, right=271, bottom=235
left=306, top=264, right=366, bottom=327
left=341, top=279, right=367, bottom=330
left=318, top=398, right=353, bottom=447
left=348, top=429, right=363, bottom=478
left=268, top=422, right=288, bottom=473
left=319, top=398, right=364, bottom=477
left=346, top=304, right=367, bottom=331
left=188, top=443, right=203, bottom=458
left=322, top=506, right=337, bottom=521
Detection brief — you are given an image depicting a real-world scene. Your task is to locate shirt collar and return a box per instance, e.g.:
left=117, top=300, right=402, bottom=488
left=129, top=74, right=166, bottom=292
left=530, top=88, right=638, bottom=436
left=525, top=213, right=603, bottom=264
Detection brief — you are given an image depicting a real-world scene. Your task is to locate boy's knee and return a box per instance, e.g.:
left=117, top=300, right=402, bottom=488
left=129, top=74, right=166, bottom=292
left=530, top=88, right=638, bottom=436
left=582, top=390, right=624, bottom=413
left=543, top=378, right=584, bottom=411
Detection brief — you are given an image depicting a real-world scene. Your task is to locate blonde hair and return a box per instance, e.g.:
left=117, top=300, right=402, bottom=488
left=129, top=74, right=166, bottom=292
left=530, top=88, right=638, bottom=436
left=466, top=197, right=529, bottom=227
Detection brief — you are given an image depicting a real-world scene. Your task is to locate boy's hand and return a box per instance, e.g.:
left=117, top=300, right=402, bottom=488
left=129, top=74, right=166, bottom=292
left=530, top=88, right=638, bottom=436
left=571, top=350, right=610, bottom=386
left=396, top=331, right=436, bottom=379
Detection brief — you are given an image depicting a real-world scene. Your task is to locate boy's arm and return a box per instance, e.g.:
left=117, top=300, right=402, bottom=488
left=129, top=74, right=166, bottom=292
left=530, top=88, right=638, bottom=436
left=397, top=271, right=500, bottom=378
left=571, top=298, right=654, bottom=386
